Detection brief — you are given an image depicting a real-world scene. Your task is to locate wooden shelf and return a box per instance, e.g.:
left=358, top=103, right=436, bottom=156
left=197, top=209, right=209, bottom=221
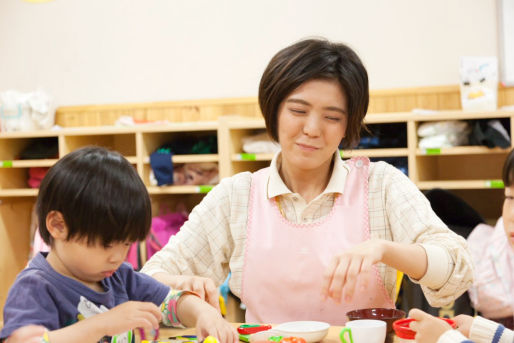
left=417, top=180, right=504, bottom=190
left=0, top=189, right=38, bottom=197
left=144, top=154, right=219, bottom=164
left=146, top=185, right=214, bottom=194
left=231, top=153, right=274, bottom=161
left=416, top=146, right=510, bottom=156
left=0, top=159, right=58, bottom=168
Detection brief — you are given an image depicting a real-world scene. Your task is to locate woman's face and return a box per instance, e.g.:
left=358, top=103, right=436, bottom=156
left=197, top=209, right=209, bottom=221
left=277, top=78, right=348, bottom=171
left=503, top=185, right=514, bottom=248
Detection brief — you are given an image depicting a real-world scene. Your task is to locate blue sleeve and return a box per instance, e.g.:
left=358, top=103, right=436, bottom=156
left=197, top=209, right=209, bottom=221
left=0, top=272, right=60, bottom=339
left=117, top=263, right=170, bottom=305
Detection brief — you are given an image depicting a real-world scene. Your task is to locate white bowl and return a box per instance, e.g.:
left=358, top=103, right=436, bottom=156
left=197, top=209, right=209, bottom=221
left=274, top=321, right=330, bottom=343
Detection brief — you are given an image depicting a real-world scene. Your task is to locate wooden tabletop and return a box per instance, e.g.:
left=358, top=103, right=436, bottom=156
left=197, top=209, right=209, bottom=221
left=140, top=324, right=399, bottom=343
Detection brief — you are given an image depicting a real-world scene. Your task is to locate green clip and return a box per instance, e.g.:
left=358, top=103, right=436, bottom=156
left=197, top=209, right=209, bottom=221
left=239, top=334, right=250, bottom=342
left=239, top=153, right=256, bottom=161
left=486, top=180, right=504, bottom=188
left=339, top=150, right=344, bottom=158
left=1, top=160, right=13, bottom=168
left=198, top=185, right=213, bottom=193
left=424, top=148, right=441, bottom=155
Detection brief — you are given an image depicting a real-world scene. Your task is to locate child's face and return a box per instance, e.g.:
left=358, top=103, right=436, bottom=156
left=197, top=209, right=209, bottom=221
left=502, top=185, right=514, bottom=249
left=51, top=236, right=131, bottom=285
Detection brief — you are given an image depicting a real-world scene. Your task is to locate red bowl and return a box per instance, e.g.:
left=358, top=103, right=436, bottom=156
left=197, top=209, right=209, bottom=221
left=346, top=308, right=406, bottom=333
left=393, top=318, right=457, bottom=339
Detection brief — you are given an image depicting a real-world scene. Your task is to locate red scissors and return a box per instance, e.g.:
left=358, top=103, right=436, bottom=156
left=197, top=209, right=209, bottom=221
left=237, top=324, right=272, bottom=335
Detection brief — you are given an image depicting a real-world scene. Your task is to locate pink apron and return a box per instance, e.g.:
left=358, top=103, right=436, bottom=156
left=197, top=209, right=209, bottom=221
left=241, top=157, right=394, bottom=325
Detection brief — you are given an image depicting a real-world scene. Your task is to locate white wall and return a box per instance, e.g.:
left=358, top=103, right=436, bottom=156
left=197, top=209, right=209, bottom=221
left=0, top=0, right=499, bottom=107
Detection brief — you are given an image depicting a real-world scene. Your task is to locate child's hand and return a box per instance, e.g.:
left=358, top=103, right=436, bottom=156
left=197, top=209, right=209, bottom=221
left=6, top=325, right=46, bottom=343
left=195, top=307, right=238, bottom=343
left=453, top=314, right=473, bottom=337
left=408, top=309, right=452, bottom=343
left=97, top=301, right=162, bottom=337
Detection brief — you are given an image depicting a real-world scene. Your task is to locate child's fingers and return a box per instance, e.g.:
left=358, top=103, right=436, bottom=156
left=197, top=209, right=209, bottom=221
left=138, top=302, right=162, bottom=322
left=408, top=308, right=429, bottom=321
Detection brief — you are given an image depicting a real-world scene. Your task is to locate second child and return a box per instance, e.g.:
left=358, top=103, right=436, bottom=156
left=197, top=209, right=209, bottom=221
left=0, top=146, right=237, bottom=343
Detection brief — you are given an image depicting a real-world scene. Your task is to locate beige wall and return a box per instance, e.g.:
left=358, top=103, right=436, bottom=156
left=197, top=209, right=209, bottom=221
left=0, top=0, right=498, bottom=107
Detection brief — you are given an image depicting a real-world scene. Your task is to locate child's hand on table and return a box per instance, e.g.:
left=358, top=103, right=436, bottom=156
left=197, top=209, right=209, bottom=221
left=96, top=301, right=162, bottom=337
left=6, top=325, right=46, bottom=343
left=408, top=309, right=453, bottom=343
left=195, top=307, right=238, bottom=343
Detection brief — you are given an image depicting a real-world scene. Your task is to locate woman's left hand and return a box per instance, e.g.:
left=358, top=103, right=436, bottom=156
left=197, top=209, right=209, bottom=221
left=321, top=240, right=386, bottom=302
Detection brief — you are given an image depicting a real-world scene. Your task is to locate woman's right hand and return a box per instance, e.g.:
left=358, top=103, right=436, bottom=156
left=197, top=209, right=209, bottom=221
left=6, top=325, right=46, bottom=343
left=154, top=273, right=220, bottom=311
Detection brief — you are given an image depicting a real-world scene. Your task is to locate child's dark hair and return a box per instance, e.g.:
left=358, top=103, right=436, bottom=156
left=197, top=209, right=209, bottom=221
left=37, top=146, right=151, bottom=246
left=503, top=148, right=514, bottom=187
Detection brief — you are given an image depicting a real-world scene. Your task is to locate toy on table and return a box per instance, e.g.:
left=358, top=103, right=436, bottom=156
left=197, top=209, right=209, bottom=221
left=139, top=327, right=159, bottom=342
left=238, top=324, right=273, bottom=335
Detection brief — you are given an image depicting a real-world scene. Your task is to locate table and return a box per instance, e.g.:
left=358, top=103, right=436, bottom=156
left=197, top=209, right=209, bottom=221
left=138, top=324, right=400, bottom=343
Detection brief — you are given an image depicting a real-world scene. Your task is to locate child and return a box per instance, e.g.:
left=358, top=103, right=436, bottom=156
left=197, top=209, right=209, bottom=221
left=466, top=148, right=514, bottom=329
left=409, top=308, right=514, bottom=343
left=0, top=146, right=237, bottom=343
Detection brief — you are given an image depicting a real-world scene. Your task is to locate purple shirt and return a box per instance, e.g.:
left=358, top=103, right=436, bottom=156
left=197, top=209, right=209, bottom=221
left=0, top=252, right=170, bottom=340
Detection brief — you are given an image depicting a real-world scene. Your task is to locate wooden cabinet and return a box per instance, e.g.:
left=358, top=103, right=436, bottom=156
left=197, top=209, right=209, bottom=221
left=1, top=109, right=513, bottom=322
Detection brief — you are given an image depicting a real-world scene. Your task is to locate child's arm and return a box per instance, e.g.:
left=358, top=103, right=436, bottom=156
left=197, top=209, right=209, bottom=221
left=161, top=291, right=237, bottom=343
left=46, top=301, right=161, bottom=343
left=464, top=316, right=514, bottom=343
left=4, top=325, right=46, bottom=343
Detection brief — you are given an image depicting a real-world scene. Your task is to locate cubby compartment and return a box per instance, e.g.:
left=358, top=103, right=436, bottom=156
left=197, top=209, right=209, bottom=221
left=449, top=188, right=504, bottom=223
left=357, top=122, right=408, bottom=149
left=0, top=168, right=30, bottom=189
left=416, top=153, right=508, bottom=186
left=62, top=133, right=137, bottom=158
left=142, top=162, right=219, bottom=190
left=0, top=136, right=58, bottom=161
left=415, top=117, right=511, bottom=151
left=141, top=128, right=218, bottom=160
left=150, top=193, right=207, bottom=215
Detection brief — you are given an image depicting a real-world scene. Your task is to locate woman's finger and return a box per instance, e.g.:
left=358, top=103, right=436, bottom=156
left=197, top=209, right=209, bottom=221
left=328, top=256, right=350, bottom=302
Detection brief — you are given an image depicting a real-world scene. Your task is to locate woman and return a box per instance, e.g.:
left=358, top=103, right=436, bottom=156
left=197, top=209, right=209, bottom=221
left=141, top=38, right=473, bottom=324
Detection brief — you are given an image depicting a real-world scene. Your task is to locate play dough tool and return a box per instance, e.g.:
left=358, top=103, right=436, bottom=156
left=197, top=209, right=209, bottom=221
left=238, top=324, right=273, bottom=335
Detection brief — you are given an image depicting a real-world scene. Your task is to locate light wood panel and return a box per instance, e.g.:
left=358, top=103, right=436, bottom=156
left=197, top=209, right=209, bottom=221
left=54, top=85, right=514, bottom=127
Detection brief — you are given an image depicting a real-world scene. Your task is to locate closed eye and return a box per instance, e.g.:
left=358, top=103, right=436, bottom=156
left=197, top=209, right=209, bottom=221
left=290, top=108, right=306, bottom=114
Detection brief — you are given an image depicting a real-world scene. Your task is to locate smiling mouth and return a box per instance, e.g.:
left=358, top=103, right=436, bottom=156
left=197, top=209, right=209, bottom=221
left=297, top=143, right=319, bottom=150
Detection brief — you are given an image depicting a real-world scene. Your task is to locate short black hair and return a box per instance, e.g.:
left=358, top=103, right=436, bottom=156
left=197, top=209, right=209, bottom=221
left=37, top=146, right=151, bottom=246
left=258, top=37, right=369, bottom=149
left=503, top=148, right=514, bottom=187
